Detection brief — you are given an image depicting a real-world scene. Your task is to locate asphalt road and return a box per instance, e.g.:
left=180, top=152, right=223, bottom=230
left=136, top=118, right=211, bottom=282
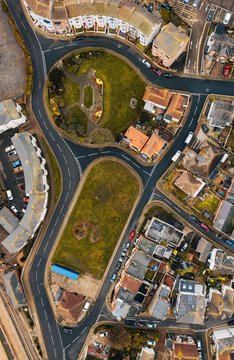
left=5, top=1, right=234, bottom=359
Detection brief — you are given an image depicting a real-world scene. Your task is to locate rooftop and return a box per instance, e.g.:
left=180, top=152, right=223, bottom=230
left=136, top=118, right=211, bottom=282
left=0, top=206, right=19, bottom=234
left=4, top=270, right=27, bottom=309
left=209, top=248, right=234, bottom=275
left=164, top=93, right=185, bottom=121
left=207, top=100, right=234, bottom=129
left=0, top=99, right=21, bottom=125
left=174, top=170, right=205, bottom=198
left=143, top=86, right=172, bottom=109
left=141, top=132, right=166, bottom=158
left=119, top=272, right=141, bottom=293
left=145, top=217, right=183, bottom=246
left=148, top=284, right=171, bottom=320
left=124, top=126, right=149, bottom=152
left=214, top=200, right=234, bottom=233
left=138, top=236, right=157, bottom=256
left=57, top=290, right=85, bottom=322
left=173, top=342, right=199, bottom=360
left=153, top=22, right=189, bottom=59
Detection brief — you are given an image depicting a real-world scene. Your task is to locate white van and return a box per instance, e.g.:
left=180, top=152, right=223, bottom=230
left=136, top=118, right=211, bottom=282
left=142, top=59, right=151, bottom=68
left=185, top=131, right=194, bottom=145
left=223, top=13, right=231, bottom=25
left=6, top=190, right=13, bottom=201
left=83, top=301, right=91, bottom=312
left=171, top=150, right=181, bottom=162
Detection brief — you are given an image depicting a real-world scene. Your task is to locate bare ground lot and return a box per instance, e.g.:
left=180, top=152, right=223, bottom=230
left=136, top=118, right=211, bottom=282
left=0, top=2, right=26, bottom=101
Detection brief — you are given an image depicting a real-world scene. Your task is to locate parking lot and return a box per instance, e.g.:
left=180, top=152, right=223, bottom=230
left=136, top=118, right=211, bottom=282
left=0, top=129, right=26, bottom=218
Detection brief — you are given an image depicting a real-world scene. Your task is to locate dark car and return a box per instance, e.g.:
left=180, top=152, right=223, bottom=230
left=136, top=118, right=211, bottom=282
left=161, top=3, right=172, bottom=11
left=151, top=67, right=162, bottom=76
left=73, top=35, right=85, bottom=41
left=228, top=319, right=234, bottom=326
left=202, top=123, right=209, bottom=133
left=200, top=222, right=209, bottom=231
left=190, top=215, right=200, bottom=223
left=116, top=262, right=121, bottom=271
left=148, top=2, right=154, bottom=12
left=207, top=10, right=214, bottom=22
left=125, top=319, right=137, bottom=326
left=63, top=328, right=73, bottom=334
left=163, top=73, right=173, bottom=78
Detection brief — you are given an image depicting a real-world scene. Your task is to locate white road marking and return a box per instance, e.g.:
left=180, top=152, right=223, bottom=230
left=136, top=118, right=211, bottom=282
left=165, top=198, right=171, bottom=204
left=72, top=335, right=80, bottom=344
left=63, top=155, right=68, bottom=164
left=36, top=271, right=38, bottom=282
left=54, top=45, right=65, bottom=50
left=37, top=258, right=42, bottom=268
left=44, top=309, right=48, bottom=320
left=60, top=204, right=64, bottom=214
left=38, top=109, right=42, bottom=118
left=194, top=105, right=198, bottom=114
left=43, top=241, right=49, bottom=253
left=174, top=206, right=181, bottom=213
left=37, top=284, right=40, bottom=294
left=53, top=348, right=57, bottom=358
left=40, top=297, right=45, bottom=307
left=49, top=229, right=54, bottom=239
left=49, top=132, right=55, bottom=142
left=189, top=117, right=194, bottom=127
left=101, top=151, right=111, bottom=154
left=190, top=40, right=193, bottom=49
left=43, top=121, right=48, bottom=130
left=132, top=162, right=140, bottom=169
left=200, top=1, right=203, bottom=9
left=51, top=335, right=54, bottom=346
left=143, top=170, right=151, bottom=176
left=65, top=193, right=69, bottom=202
left=57, top=144, right=62, bottom=152
left=68, top=168, right=71, bottom=178
left=54, top=217, right=59, bottom=227
left=121, top=154, right=130, bottom=161
left=88, top=152, right=98, bottom=156
left=81, top=326, right=87, bottom=335
left=48, top=323, right=51, bottom=333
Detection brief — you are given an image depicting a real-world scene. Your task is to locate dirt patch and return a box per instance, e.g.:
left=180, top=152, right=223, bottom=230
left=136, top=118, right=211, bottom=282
left=0, top=3, right=26, bottom=101
left=73, top=222, right=101, bottom=243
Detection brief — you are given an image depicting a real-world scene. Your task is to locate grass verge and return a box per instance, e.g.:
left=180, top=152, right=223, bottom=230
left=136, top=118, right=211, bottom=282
left=53, top=160, right=139, bottom=279
left=43, top=140, right=61, bottom=203
left=84, top=86, right=93, bottom=109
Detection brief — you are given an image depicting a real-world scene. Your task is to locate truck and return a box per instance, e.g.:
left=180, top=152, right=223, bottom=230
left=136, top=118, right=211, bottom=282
left=184, top=131, right=194, bottom=145
left=171, top=150, right=181, bottom=162
left=12, top=160, right=21, bottom=168
left=223, top=12, right=231, bottom=25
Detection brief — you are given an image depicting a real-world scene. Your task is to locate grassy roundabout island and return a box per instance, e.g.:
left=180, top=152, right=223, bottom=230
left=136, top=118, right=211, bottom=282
left=53, top=160, right=140, bottom=279
left=47, top=50, right=145, bottom=143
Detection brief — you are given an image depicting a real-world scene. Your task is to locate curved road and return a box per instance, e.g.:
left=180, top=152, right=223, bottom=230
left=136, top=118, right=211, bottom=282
left=5, top=1, right=234, bottom=359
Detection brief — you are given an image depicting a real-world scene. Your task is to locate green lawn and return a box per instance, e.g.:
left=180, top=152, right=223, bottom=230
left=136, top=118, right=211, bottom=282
left=43, top=141, right=61, bottom=202
left=195, top=195, right=220, bottom=215
left=53, top=160, right=139, bottom=279
left=62, top=77, right=80, bottom=108
left=84, top=86, right=93, bottom=109
left=74, top=51, right=145, bottom=135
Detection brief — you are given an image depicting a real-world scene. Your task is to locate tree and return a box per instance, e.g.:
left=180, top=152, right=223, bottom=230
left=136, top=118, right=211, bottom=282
left=109, top=325, right=131, bottom=350
left=89, top=128, right=114, bottom=144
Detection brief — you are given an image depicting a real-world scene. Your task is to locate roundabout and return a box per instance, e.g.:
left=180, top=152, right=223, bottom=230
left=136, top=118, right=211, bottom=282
left=5, top=1, right=234, bottom=360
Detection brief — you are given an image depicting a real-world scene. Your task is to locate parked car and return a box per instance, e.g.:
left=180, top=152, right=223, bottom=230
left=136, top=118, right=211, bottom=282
left=83, top=301, right=91, bottom=312
left=128, top=230, right=135, bottom=241
left=190, top=215, right=200, bottom=223
left=11, top=205, right=19, bottom=215
left=110, top=272, right=117, bottom=283
left=124, top=242, right=130, bottom=250
left=197, top=340, right=202, bottom=350
left=93, top=341, right=102, bottom=349
left=116, top=262, right=121, bottom=271
left=223, top=64, right=231, bottom=77
left=228, top=319, right=234, bottom=326
left=201, top=123, right=209, bottom=133
left=99, top=331, right=108, bottom=337
left=141, top=59, right=151, bottom=68
left=119, top=256, right=125, bottom=263
left=200, top=222, right=209, bottom=231
left=125, top=319, right=137, bottom=326
left=163, top=72, right=173, bottom=78
left=147, top=340, right=156, bottom=346
left=13, top=166, right=23, bottom=174
left=147, top=323, right=157, bottom=328
left=8, top=150, right=17, bottom=158
left=5, top=145, right=15, bottom=153
left=181, top=242, right=188, bottom=251
left=148, top=2, right=154, bottom=12
left=12, top=160, right=21, bottom=168
left=161, top=3, right=172, bottom=11
left=63, top=328, right=73, bottom=334
left=151, top=67, right=162, bottom=76
left=6, top=190, right=13, bottom=201
left=73, top=35, right=85, bottom=41
left=207, top=10, right=214, bottom=21
left=23, top=196, right=29, bottom=203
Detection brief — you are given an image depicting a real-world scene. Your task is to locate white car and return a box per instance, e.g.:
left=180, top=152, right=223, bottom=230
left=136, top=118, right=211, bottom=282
left=5, top=145, right=15, bottom=153
left=83, top=301, right=90, bottom=312
left=11, top=205, right=19, bottom=214
left=141, top=59, right=151, bottom=68
left=147, top=340, right=156, bottom=346
left=8, top=150, right=17, bottom=158
left=99, top=331, right=108, bottom=337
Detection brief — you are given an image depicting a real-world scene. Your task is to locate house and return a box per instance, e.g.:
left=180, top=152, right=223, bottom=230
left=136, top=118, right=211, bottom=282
left=207, top=286, right=234, bottom=320
left=152, top=23, right=189, bottom=68
left=145, top=217, right=183, bottom=247
left=137, top=347, right=155, bottom=360
left=164, top=94, right=187, bottom=123
left=57, top=291, right=85, bottom=322
left=123, top=126, right=149, bottom=152
left=111, top=297, right=131, bottom=319
left=0, top=206, right=19, bottom=235
left=4, top=270, right=27, bottom=309
left=174, top=170, right=205, bottom=198
left=205, top=24, right=234, bottom=63
left=141, top=132, right=166, bottom=160
left=175, top=279, right=206, bottom=324
left=170, top=337, right=199, bottom=360
left=87, top=345, right=109, bottom=360
left=119, top=272, right=142, bottom=293
left=226, top=178, right=234, bottom=204
left=209, top=248, right=234, bottom=275
left=148, top=284, right=171, bottom=320
left=212, top=328, right=234, bottom=357
left=195, top=237, right=212, bottom=263
left=143, top=86, right=172, bottom=111
left=182, top=140, right=225, bottom=179
left=24, top=0, right=162, bottom=46
left=213, top=200, right=234, bottom=234
left=0, top=99, right=26, bottom=134
left=207, top=100, right=234, bottom=129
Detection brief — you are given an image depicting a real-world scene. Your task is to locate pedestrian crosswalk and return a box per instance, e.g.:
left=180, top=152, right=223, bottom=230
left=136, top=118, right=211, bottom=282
left=41, top=52, right=47, bottom=79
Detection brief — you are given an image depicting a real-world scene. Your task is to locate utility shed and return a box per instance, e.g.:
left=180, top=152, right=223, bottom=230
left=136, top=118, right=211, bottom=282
left=51, top=264, right=79, bottom=280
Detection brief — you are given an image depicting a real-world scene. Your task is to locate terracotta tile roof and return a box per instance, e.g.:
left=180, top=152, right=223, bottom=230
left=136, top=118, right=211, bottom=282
left=87, top=345, right=109, bottom=360
left=143, top=86, right=172, bottom=108
left=174, top=171, right=205, bottom=198
left=57, top=291, right=85, bottom=322
left=120, top=272, right=141, bottom=293
left=124, top=126, right=149, bottom=151
left=141, top=132, right=166, bottom=158
left=173, top=343, right=199, bottom=360
left=165, top=94, right=185, bottom=121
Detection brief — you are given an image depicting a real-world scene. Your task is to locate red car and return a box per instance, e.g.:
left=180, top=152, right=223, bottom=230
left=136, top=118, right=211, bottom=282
left=200, top=223, right=209, bottom=231
left=23, top=197, right=29, bottom=203
left=223, top=65, right=231, bottom=77
left=151, top=67, right=162, bottom=76
left=128, top=230, right=135, bottom=241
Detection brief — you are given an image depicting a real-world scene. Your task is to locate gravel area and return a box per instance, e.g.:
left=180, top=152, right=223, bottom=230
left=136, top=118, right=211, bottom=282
left=0, top=2, right=26, bottom=101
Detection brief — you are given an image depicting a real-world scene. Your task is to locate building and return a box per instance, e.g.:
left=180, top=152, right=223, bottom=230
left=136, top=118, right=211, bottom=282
left=145, top=217, right=183, bottom=247
left=226, top=179, right=234, bottom=204
left=87, top=345, right=109, bottom=360
left=111, top=297, right=131, bottom=319
left=182, top=140, right=225, bottom=179
left=23, top=0, right=162, bottom=46
left=205, top=24, right=234, bottom=63
left=207, top=100, right=234, bottom=129
left=141, top=132, right=166, bottom=160
left=57, top=290, right=85, bottom=322
left=164, top=94, right=187, bottom=123
left=119, top=272, right=142, bottom=293
left=175, top=279, right=206, bottom=324
left=195, top=237, right=212, bottom=263
left=0, top=206, right=19, bottom=235
left=4, top=270, right=27, bottom=309
left=209, top=248, right=234, bottom=275
left=51, top=264, right=79, bottom=280
left=174, top=170, right=205, bottom=198
left=170, top=336, right=199, bottom=360
left=2, top=132, right=48, bottom=254
left=123, top=126, right=149, bottom=152
left=148, top=284, right=171, bottom=320
left=0, top=100, right=26, bottom=134
left=152, top=23, right=189, bottom=68
left=212, top=328, right=234, bottom=356
left=143, top=86, right=172, bottom=111
left=213, top=200, right=234, bottom=234
left=207, top=285, right=234, bottom=320
left=137, top=347, right=155, bottom=360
